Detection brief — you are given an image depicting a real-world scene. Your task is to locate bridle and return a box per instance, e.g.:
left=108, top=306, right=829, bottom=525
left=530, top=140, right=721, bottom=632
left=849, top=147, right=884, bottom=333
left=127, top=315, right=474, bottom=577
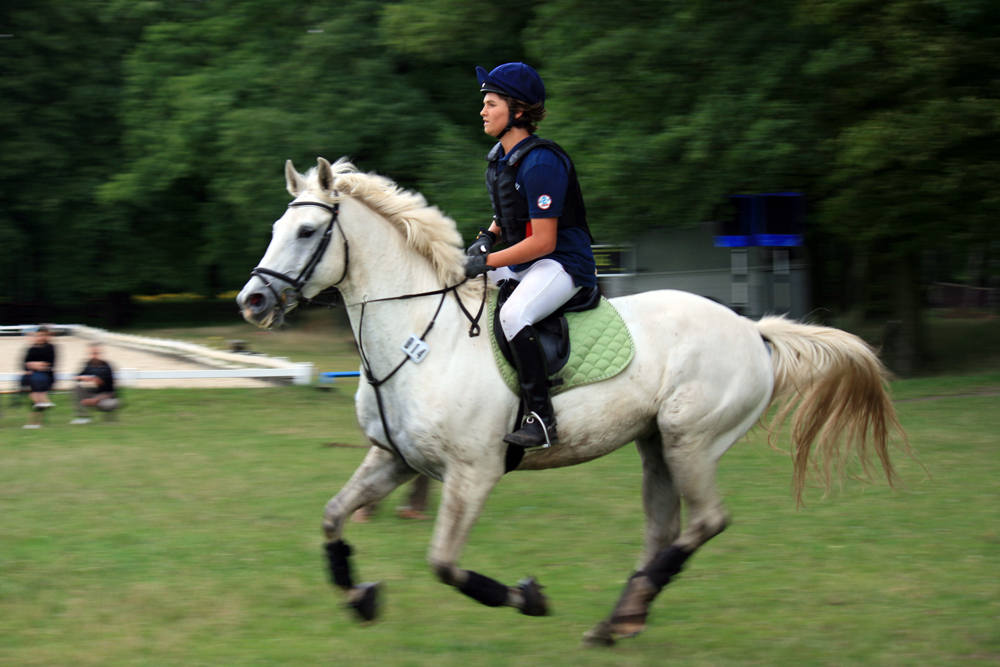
left=250, top=200, right=348, bottom=309
left=248, top=197, right=487, bottom=466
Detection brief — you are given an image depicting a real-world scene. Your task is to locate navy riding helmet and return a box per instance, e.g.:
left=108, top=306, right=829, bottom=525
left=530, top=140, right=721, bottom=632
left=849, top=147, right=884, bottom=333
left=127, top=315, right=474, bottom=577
left=476, top=63, right=545, bottom=106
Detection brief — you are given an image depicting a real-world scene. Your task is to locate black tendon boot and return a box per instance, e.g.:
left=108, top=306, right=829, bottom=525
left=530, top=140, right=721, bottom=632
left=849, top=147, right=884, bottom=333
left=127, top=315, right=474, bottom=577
left=504, top=326, right=558, bottom=450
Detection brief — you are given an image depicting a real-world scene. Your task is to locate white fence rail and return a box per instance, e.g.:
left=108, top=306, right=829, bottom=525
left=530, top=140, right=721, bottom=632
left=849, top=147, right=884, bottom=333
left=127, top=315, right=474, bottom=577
left=2, top=323, right=315, bottom=386
left=116, top=366, right=314, bottom=386
left=0, top=365, right=314, bottom=387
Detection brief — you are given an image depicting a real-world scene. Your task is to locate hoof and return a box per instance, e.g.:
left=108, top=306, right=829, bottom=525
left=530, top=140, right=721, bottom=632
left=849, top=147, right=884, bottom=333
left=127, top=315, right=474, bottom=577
left=609, top=574, right=657, bottom=638
left=609, top=612, right=647, bottom=638
left=582, top=619, right=617, bottom=648
left=517, top=577, right=549, bottom=617
left=346, top=582, right=380, bottom=622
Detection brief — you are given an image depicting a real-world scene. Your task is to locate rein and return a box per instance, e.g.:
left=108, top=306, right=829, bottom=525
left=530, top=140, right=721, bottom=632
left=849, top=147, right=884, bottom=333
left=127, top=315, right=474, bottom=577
left=250, top=198, right=488, bottom=465
left=353, top=274, right=487, bottom=464
left=355, top=274, right=487, bottom=389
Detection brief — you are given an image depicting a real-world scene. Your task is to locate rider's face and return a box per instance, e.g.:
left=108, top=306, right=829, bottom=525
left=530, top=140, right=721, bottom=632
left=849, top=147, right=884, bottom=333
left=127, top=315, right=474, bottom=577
left=481, top=93, right=511, bottom=138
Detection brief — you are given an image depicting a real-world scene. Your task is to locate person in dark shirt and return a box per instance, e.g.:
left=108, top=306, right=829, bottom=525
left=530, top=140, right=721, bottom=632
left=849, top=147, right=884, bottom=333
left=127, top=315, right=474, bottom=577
left=22, top=326, right=57, bottom=427
left=71, top=344, right=118, bottom=424
left=464, top=63, right=597, bottom=451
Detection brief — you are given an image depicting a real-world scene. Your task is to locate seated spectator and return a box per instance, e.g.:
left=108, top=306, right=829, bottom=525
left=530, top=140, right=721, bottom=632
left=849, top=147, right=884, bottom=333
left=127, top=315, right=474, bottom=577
left=22, top=326, right=57, bottom=429
left=71, top=344, right=118, bottom=424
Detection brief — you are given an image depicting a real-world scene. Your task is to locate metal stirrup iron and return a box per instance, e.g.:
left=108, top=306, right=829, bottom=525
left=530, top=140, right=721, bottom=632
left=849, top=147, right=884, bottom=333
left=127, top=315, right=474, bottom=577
left=524, top=411, right=553, bottom=449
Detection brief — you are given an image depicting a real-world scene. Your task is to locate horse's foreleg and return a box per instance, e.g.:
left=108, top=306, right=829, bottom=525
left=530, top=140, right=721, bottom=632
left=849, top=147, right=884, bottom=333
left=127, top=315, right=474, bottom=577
left=321, top=444, right=417, bottom=621
left=427, top=463, right=549, bottom=617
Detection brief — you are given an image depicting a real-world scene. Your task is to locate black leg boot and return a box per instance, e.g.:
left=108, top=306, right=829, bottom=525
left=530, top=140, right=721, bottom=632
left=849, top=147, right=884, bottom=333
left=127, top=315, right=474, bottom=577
left=503, top=326, right=558, bottom=450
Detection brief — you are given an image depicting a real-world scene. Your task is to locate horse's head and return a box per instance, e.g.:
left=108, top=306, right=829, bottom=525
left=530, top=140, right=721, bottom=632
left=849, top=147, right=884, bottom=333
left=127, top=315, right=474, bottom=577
left=237, top=158, right=348, bottom=328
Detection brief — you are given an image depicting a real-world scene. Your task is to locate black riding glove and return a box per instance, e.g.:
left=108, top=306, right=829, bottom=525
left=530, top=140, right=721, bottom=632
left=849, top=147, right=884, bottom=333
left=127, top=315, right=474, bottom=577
left=465, top=254, right=490, bottom=278
left=466, top=229, right=496, bottom=257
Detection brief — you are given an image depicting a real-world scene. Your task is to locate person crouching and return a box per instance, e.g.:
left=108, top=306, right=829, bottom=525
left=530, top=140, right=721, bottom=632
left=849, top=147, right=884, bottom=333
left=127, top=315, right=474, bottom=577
left=72, top=344, right=118, bottom=424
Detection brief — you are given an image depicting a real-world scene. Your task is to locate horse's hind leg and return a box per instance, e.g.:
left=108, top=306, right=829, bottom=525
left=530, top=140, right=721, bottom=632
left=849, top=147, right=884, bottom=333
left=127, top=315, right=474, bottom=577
left=588, top=424, right=740, bottom=646
left=583, top=432, right=682, bottom=646
left=428, top=461, right=549, bottom=617
left=321, top=443, right=418, bottom=621
left=634, top=432, right=682, bottom=570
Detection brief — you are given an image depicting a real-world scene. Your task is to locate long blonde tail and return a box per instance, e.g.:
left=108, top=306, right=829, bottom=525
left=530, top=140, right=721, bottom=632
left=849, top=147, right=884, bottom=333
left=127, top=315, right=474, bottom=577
left=755, top=316, right=908, bottom=504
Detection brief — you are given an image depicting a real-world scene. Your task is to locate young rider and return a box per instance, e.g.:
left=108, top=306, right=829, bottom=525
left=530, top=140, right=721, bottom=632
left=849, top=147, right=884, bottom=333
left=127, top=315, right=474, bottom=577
left=465, top=62, right=597, bottom=451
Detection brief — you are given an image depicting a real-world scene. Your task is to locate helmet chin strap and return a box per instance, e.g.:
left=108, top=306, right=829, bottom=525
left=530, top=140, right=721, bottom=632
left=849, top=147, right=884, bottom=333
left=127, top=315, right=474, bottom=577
left=496, top=113, right=526, bottom=141
left=496, top=113, right=515, bottom=140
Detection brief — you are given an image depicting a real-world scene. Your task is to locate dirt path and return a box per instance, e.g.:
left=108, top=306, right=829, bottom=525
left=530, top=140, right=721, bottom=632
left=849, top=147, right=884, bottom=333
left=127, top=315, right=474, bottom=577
left=2, top=334, right=275, bottom=389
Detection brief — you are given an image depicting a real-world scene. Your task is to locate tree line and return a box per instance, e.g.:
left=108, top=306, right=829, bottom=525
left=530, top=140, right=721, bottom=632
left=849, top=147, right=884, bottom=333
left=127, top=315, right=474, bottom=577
left=2, top=0, right=998, bottom=372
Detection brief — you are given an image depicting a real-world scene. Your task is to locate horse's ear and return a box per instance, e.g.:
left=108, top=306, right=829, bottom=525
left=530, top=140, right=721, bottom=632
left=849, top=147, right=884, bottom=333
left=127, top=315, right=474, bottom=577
left=285, top=160, right=306, bottom=197
left=316, top=157, right=336, bottom=196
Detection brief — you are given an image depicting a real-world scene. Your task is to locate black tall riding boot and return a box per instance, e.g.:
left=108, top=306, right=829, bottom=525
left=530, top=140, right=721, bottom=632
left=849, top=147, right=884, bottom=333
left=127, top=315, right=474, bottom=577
left=504, top=326, right=558, bottom=450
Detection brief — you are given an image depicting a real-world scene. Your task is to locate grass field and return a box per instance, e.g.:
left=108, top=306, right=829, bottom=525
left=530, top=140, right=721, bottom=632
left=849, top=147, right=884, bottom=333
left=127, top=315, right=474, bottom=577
left=1, top=314, right=998, bottom=666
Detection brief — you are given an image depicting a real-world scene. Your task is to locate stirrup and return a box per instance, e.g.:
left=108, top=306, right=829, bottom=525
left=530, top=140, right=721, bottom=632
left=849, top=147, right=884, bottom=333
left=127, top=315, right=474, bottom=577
left=527, top=412, right=555, bottom=449
left=503, top=411, right=556, bottom=451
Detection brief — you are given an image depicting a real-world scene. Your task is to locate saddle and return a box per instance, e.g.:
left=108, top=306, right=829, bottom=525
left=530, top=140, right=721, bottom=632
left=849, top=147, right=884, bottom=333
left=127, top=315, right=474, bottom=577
left=493, top=280, right=602, bottom=380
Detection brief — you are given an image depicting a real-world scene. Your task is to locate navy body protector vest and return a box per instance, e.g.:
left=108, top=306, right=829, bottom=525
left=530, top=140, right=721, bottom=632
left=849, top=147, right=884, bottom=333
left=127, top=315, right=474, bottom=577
left=485, top=137, right=593, bottom=246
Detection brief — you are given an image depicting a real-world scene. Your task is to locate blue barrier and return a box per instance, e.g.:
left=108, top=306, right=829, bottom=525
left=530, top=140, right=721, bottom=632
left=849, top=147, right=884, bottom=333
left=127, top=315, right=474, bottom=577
left=319, top=371, right=361, bottom=384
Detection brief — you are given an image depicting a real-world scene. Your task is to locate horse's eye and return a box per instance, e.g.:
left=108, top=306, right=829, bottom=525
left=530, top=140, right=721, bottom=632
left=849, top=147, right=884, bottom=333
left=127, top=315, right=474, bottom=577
left=298, top=226, right=315, bottom=239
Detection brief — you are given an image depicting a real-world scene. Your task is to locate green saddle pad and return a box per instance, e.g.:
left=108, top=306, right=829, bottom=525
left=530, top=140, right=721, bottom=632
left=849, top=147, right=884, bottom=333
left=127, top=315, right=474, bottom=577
left=488, top=290, right=635, bottom=396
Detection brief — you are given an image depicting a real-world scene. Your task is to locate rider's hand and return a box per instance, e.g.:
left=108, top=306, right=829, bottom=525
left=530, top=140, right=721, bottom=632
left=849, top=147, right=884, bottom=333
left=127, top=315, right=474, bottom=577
left=464, top=254, right=490, bottom=278
left=466, top=229, right=496, bottom=257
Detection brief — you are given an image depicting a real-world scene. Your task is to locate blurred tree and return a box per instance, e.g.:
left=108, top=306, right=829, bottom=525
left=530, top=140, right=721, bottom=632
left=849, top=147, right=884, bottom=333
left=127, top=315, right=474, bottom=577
left=2, top=0, right=995, bottom=372
left=0, top=2, right=143, bottom=307
left=382, top=0, right=824, bottom=243
left=377, top=0, right=536, bottom=237
left=516, top=0, right=999, bottom=373
left=521, top=0, right=822, bottom=242
left=799, top=0, right=1000, bottom=373
left=101, top=0, right=443, bottom=295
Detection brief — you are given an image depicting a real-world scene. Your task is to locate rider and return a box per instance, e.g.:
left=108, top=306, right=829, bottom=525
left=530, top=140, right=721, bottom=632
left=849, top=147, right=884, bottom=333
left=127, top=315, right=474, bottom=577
left=465, top=62, right=596, bottom=451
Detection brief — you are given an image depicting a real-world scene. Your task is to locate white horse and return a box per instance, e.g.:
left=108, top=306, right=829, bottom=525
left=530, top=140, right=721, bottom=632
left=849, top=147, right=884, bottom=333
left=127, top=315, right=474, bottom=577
left=237, top=158, right=906, bottom=646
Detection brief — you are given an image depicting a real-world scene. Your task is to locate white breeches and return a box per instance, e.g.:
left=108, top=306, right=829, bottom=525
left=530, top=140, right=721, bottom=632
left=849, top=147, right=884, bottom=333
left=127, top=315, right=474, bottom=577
left=489, top=259, right=581, bottom=341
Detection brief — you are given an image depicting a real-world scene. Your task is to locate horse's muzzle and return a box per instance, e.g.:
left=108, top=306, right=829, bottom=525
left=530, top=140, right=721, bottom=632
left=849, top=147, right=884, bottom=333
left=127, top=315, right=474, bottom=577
left=237, top=283, right=291, bottom=329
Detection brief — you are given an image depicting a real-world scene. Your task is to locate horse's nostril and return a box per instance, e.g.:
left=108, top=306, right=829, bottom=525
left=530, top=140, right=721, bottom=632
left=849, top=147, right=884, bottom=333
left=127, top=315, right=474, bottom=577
left=249, top=293, right=263, bottom=307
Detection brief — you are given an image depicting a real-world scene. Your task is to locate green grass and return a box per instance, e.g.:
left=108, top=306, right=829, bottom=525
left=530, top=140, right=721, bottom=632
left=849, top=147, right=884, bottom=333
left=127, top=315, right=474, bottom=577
left=2, top=311, right=998, bottom=666
left=1, top=379, right=997, bottom=666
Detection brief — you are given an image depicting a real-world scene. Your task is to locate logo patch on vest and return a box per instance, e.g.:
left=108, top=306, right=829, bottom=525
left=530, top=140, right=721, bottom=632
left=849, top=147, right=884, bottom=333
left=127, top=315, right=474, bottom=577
left=537, top=194, right=552, bottom=210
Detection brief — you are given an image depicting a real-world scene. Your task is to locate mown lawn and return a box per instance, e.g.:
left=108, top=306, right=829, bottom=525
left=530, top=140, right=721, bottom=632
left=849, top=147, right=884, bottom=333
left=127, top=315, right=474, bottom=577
left=1, top=367, right=997, bottom=666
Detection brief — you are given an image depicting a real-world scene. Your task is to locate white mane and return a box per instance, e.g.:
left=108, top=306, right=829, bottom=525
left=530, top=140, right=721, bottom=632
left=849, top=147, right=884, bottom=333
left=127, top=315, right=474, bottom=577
left=305, top=160, right=483, bottom=299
